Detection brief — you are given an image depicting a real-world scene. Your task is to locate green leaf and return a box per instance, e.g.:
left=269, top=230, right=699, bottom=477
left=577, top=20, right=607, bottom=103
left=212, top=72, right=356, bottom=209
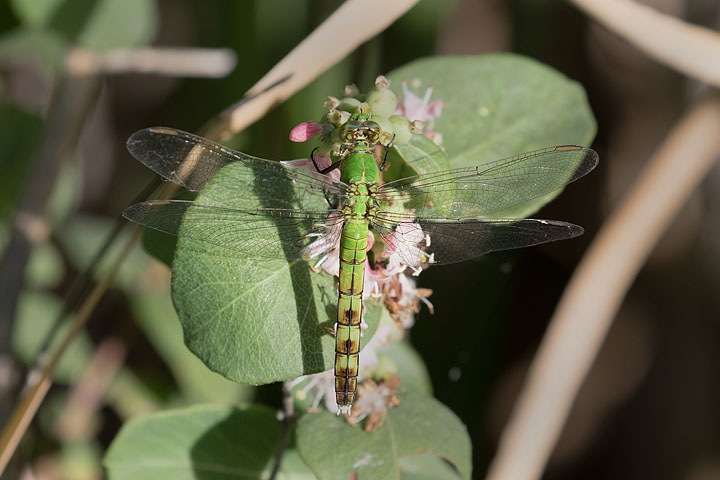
left=47, top=153, right=83, bottom=226
left=171, top=162, right=383, bottom=384
left=77, top=0, right=157, bottom=51
left=12, top=291, right=92, bottom=384
left=60, top=440, right=103, bottom=480
left=172, top=243, right=384, bottom=383
left=400, top=452, right=463, bottom=479
left=387, top=54, right=596, bottom=218
left=9, top=0, right=64, bottom=27
left=26, top=242, right=65, bottom=289
left=130, top=292, right=253, bottom=405
left=296, top=392, right=471, bottom=480
left=105, top=404, right=288, bottom=480
left=378, top=340, right=433, bottom=395
left=275, top=449, right=317, bottom=479
left=385, top=133, right=450, bottom=182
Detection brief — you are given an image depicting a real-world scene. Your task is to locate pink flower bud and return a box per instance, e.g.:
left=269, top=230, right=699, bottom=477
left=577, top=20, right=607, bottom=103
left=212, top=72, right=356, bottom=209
left=289, top=121, right=325, bottom=142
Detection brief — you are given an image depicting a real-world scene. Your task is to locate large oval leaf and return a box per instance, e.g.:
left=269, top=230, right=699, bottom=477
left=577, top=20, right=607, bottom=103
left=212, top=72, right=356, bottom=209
left=171, top=162, right=382, bottom=384
left=296, top=391, right=471, bottom=480
left=390, top=133, right=450, bottom=179
left=387, top=54, right=596, bottom=218
left=105, top=404, right=314, bottom=479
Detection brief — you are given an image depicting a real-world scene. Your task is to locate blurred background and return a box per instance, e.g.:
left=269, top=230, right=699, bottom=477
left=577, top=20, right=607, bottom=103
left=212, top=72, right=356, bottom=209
left=1, top=0, right=719, bottom=478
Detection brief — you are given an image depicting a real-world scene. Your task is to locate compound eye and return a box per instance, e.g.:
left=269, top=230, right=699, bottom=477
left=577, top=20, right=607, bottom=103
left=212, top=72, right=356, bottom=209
left=346, top=121, right=362, bottom=130
left=364, top=121, right=381, bottom=131
left=343, top=130, right=354, bottom=142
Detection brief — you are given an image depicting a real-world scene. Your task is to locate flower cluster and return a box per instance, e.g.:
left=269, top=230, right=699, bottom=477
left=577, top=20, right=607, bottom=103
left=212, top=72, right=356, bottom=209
left=285, top=77, right=443, bottom=424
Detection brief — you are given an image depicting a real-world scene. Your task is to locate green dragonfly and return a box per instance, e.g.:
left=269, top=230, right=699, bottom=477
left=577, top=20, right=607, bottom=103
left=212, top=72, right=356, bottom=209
left=123, top=117, right=598, bottom=415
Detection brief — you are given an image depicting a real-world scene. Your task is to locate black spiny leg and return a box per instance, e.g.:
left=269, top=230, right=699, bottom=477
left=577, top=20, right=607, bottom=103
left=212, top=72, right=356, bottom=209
left=309, top=148, right=341, bottom=207
left=379, top=133, right=396, bottom=171
left=310, top=147, right=341, bottom=175
left=309, top=147, right=322, bottom=172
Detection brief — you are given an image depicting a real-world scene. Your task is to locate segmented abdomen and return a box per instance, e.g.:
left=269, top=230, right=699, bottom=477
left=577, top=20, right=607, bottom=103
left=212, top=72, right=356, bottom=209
left=334, top=219, right=367, bottom=412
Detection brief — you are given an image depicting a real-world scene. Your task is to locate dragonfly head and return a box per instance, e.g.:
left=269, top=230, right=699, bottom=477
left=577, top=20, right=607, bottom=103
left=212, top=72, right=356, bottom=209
left=340, top=117, right=382, bottom=144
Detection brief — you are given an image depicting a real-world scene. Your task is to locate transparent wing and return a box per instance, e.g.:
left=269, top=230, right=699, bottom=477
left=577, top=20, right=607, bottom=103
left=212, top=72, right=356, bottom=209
left=127, top=127, right=346, bottom=210
left=371, top=211, right=583, bottom=266
left=377, top=145, right=598, bottom=218
left=123, top=200, right=344, bottom=260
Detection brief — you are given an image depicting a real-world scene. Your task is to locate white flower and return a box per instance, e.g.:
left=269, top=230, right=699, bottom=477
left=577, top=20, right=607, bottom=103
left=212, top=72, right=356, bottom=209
left=394, top=81, right=444, bottom=130
left=382, top=221, right=434, bottom=276
left=301, top=213, right=343, bottom=264
left=281, top=154, right=341, bottom=182
left=289, top=370, right=337, bottom=412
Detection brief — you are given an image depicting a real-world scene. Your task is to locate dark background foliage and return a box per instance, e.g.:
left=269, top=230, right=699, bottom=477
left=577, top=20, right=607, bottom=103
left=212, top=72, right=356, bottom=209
left=1, top=0, right=719, bottom=478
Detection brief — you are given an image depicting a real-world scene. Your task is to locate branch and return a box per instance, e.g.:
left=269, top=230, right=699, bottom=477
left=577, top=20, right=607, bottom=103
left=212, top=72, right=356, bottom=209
left=202, top=0, right=421, bottom=141
left=65, top=46, right=237, bottom=78
left=269, top=382, right=296, bottom=480
left=0, top=227, right=142, bottom=475
left=486, top=94, right=720, bottom=480
left=0, top=2, right=421, bottom=472
left=569, top=0, right=720, bottom=86
left=0, top=70, right=101, bottom=442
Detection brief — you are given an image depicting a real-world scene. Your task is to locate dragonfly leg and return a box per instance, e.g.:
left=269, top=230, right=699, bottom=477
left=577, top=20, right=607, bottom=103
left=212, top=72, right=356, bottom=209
left=379, top=133, right=396, bottom=171
left=309, top=147, right=322, bottom=172
left=310, top=147, right=342, bottom=175
left=319, top=163, right=340, bottom=175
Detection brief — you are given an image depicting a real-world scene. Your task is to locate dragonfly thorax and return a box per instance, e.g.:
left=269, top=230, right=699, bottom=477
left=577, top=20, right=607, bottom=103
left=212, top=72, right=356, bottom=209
left=342, top=181, right=379, bottom=220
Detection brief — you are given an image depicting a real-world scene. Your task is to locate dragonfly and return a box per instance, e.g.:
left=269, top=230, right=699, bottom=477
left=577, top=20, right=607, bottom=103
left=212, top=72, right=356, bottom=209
left=123, top=116, right=598, bottom=415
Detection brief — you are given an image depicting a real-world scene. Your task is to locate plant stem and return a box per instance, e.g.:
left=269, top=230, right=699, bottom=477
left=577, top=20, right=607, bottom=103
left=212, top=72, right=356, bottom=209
left=486, top=94, right=720, bottom=480
left=0, top=70, right=101, bottom=434
left=202, top=0, right=420, bottom=141
left=0, top=227, right=141, bottom=476
left=569, top=0, right=720, bottom=86
left=269, top=382, right=297, bottom=480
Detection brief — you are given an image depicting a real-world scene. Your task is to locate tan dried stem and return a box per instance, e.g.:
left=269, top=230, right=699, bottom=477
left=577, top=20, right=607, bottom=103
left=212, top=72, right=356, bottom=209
left=569, top=0, right=720, bottom=86
left=65, top=46, right=237, bottom=78
left=202, top=0, right=421, bottom=141
left=0, top=2, right=419, bottom=474
left=486, top=95, right=720, bottom=480
left=0, top=227, right=141, bottom=474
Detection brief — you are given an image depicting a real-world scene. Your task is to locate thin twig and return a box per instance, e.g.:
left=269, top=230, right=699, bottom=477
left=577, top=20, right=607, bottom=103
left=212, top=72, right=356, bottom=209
left=32, top=177, right=162, bottom=364
left=0, top=42, right=242, bottom=474
left=65, top=46, right=237, bottom=78
left=202, top=0, right=420, bottom=141
left=0, top=227, right=142, bottom=475
left=269, top=382, right=297, bottom=480
left=569, top=0, right=720, bottom=86
left=0, top=1, right=420, bottom=472
left=0, top=70, right=101, bottom=435
left=486, top=95, right=720, bottom=480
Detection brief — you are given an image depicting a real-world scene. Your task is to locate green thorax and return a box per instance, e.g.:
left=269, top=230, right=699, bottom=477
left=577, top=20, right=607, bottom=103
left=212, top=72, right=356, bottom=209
left=341, top=147, right=380, bottom=185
